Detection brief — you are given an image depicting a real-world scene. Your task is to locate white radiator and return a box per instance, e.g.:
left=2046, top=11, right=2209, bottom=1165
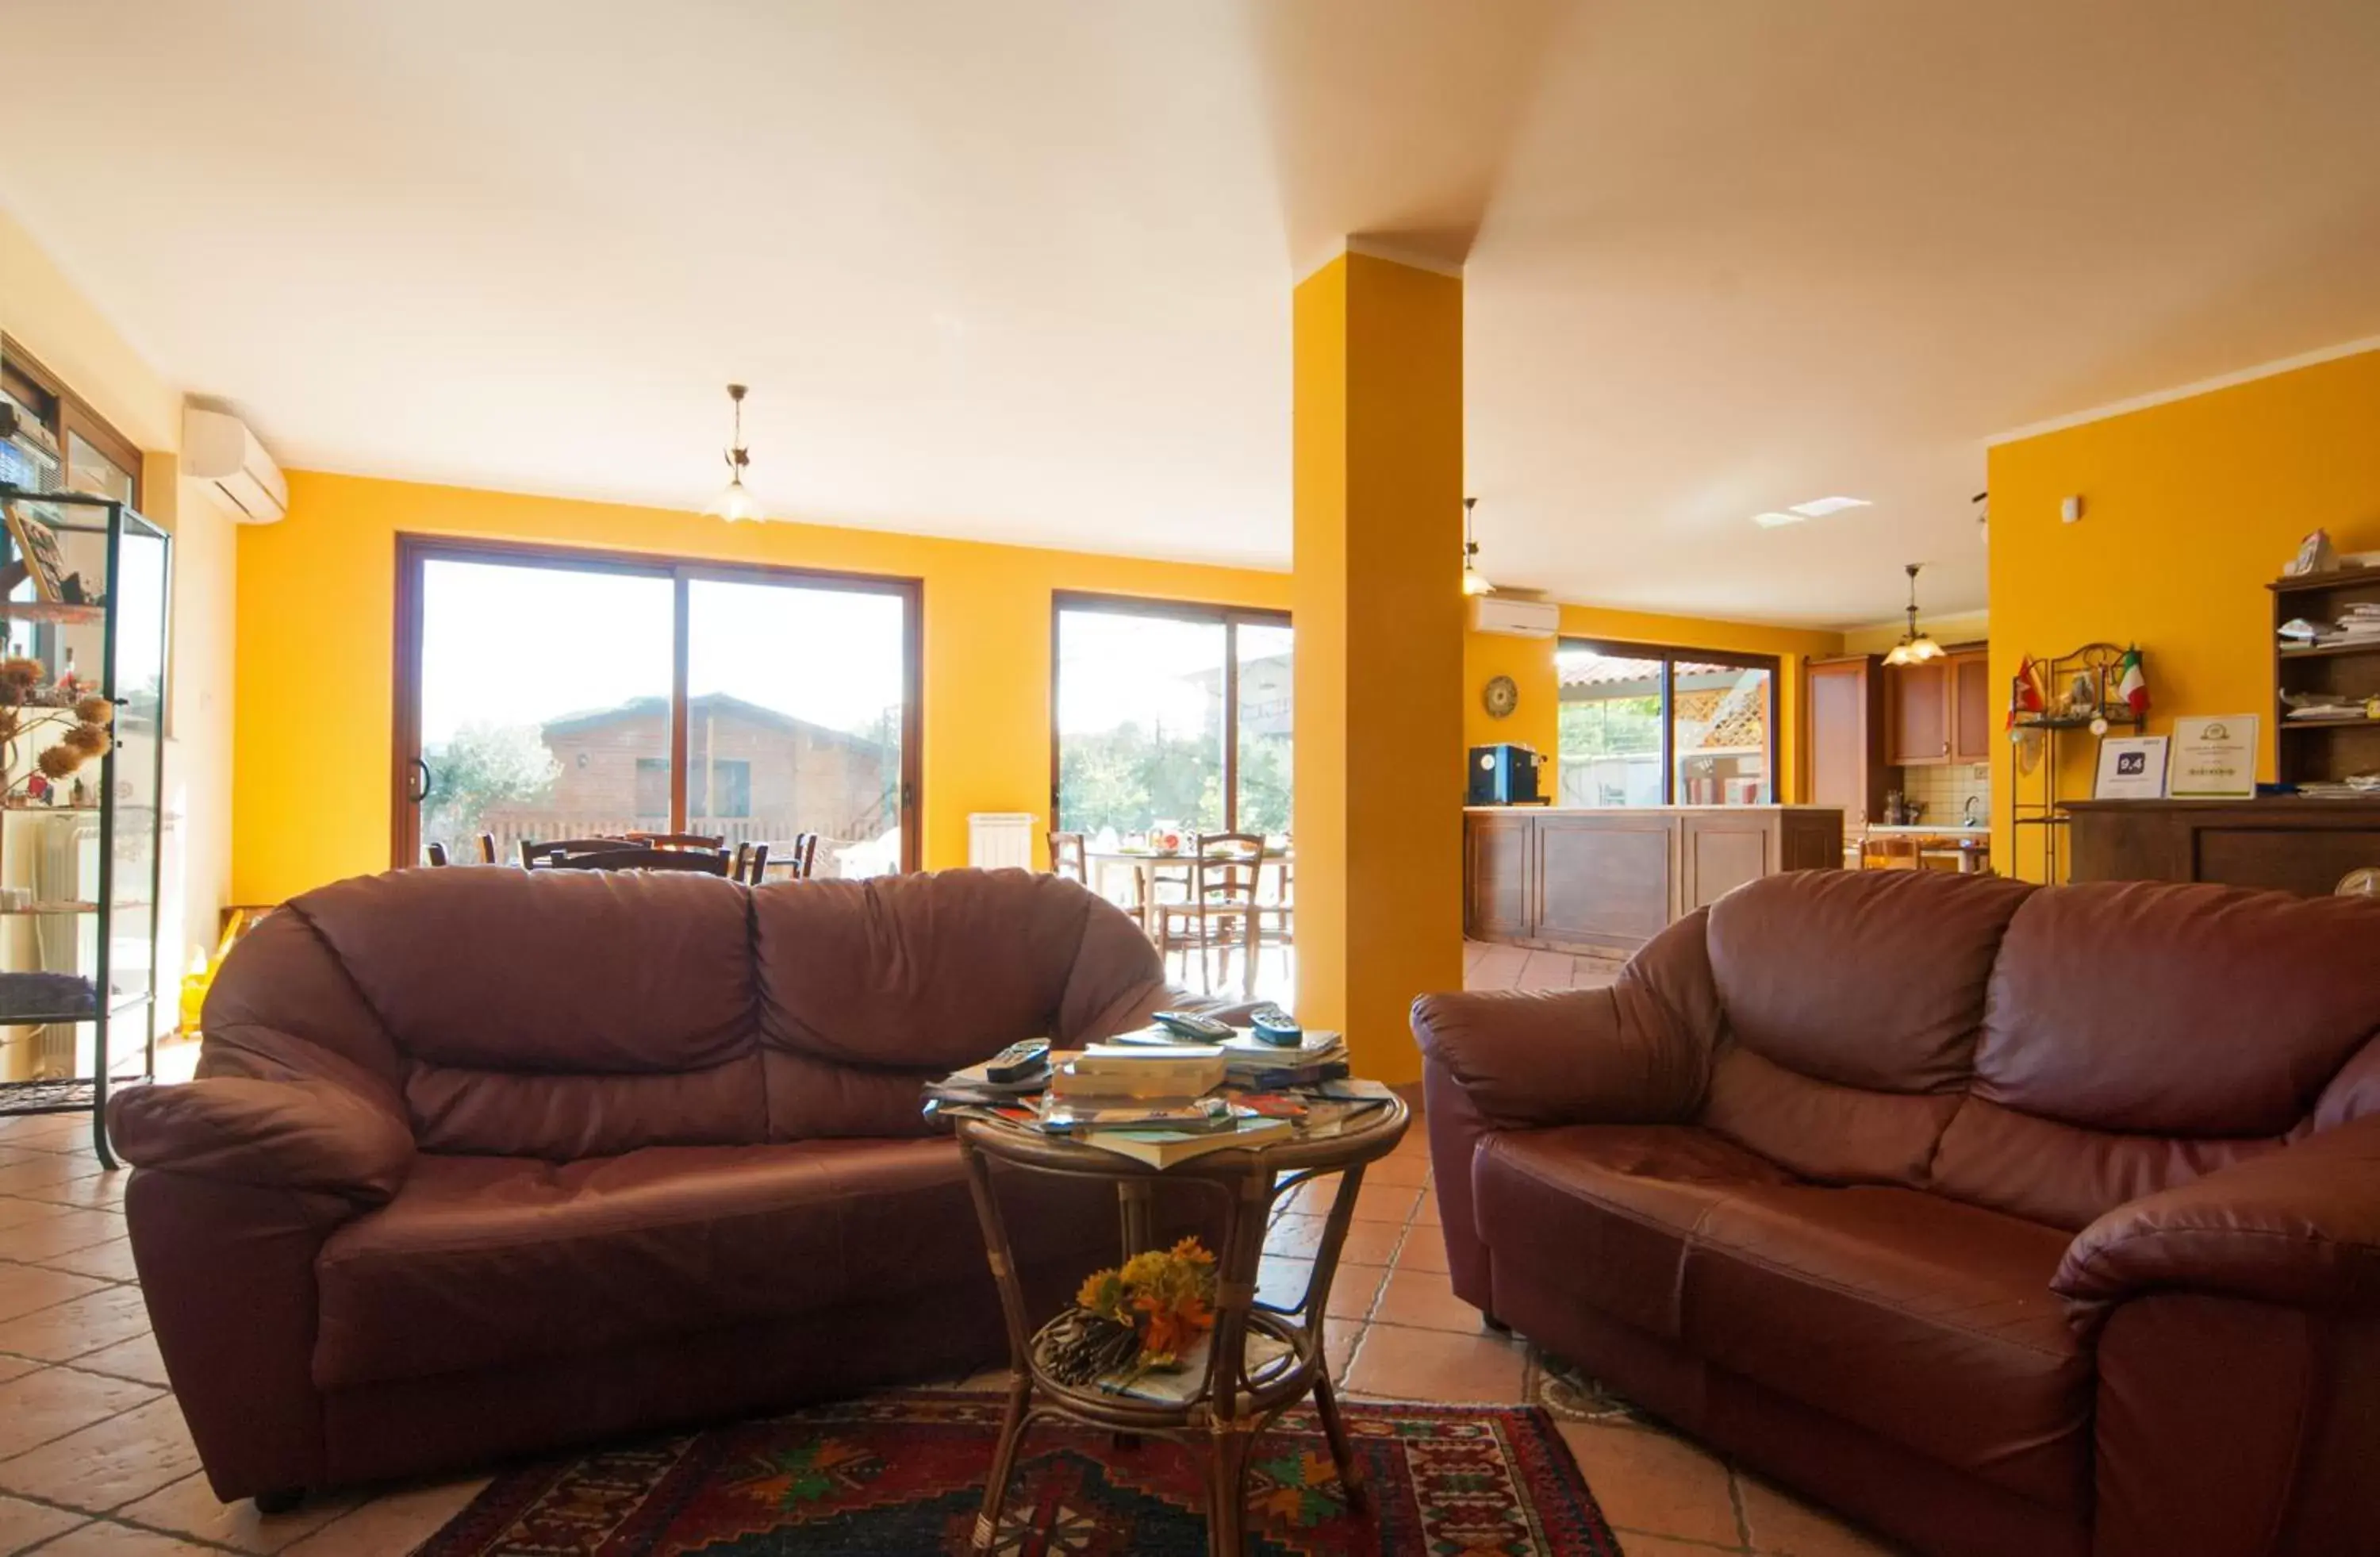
left=967, top=813, right=1037, bottom=871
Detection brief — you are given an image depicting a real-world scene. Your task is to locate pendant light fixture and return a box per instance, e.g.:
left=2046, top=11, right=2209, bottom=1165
left=702, top=383, right=762, bottom=523
left=1883, top=562, right=1944, bottom=666
left=1461, top=497, right=1495, bottom=596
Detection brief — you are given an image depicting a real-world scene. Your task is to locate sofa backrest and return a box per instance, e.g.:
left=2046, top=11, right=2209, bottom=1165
left=1690, top=871, right=2380, bottom=1229
left=199, top=866, right=1168, bottom=1159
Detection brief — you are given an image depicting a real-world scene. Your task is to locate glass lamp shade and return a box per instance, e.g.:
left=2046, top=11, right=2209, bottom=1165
left=1883, top=633, right=1944, bottom=667
left=1461, top=564, right=1495, bottom=597
left=704, top=476, right=764, bottom=523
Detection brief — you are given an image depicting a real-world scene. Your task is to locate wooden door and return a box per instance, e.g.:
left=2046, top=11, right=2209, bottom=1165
left=1465, top=813, right=1534, bottom=940
left=1885, top=661, right=1951, bottom=767
left=1950, top=651, right=1994, bottom=764
left=1806, top=655, right=1885, bottom=824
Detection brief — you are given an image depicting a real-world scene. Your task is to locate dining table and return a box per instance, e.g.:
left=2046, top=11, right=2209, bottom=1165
left=1084, top=846, right=1293, bottom=936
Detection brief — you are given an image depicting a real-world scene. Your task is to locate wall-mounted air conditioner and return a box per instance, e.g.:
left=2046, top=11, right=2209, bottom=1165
left=1471, top=595, right=1560, bottom=638
left=182, top=405, right=288, bottom=524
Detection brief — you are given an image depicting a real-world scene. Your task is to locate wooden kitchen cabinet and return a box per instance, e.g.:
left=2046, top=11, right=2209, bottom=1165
left=1950, top=651, right=1994, bottom=764
left=1885, top=659, right=1952, bottom=766
left=1806, top=655, right=1888, bottom=825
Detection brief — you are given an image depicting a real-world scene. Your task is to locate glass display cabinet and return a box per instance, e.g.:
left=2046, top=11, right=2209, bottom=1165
left=0, top=480, right=171, bottom=1163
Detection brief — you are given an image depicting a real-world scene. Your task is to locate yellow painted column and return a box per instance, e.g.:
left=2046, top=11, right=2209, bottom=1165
left=1292, top=252, right=1466, bottom=1086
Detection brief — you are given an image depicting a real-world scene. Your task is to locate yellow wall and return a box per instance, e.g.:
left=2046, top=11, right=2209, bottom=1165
left=1462, top=604, right=1845, bottom=803
left=1987, top=346, right=2380, bottom=878
left=233, top=471, right=1290, bottom=905
left=2, top=210, right=240, bottom=1004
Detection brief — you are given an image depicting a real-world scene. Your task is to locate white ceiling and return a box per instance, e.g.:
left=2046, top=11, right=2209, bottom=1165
left=4, top=1, right=2377, bottom=625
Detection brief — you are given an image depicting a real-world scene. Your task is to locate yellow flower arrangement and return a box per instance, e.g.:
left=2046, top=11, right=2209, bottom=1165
left=1048, top=1236, right=1220, bottom=1384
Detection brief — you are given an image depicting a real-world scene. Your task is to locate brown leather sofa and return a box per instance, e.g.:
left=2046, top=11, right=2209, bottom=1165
left=1414, top=870, right=2380, bottom=1557
left=109, top=866, right=1212, bottom=1506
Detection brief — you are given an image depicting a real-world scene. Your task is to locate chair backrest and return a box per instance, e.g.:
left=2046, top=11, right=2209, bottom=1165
left=740, top=842, right=770, bottom=885
left=625, top=831, right=727, bottom=850
left=538, top=846, right=731, bottom=875
left=786, top=832, right=821, bottom=879
left=476, top=832, right=498, bottom=864
left=518, top=836, right=643, bottom=867
left=1192, top=832, right=1266, bottom=905
left=424, top=841, right=450, bottom=867
left=1049, top=831, right=1088, bottom=883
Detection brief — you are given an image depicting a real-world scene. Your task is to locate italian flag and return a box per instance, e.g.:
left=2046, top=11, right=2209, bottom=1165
left=2116, top=646, right=2148, bottom=717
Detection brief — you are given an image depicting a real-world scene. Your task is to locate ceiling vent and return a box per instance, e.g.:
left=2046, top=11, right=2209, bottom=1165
left=1471, top=595, right=1560, bottom=638
left=182, top=405, right=288, bottom=524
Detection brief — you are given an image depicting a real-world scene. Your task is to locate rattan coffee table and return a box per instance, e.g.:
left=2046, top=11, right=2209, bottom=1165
left=951, top=1095, right=1409, bottom=1556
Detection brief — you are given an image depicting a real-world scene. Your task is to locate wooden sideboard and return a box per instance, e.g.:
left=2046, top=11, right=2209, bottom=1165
left=2066, top=798, right=2380, bottom=896
left=1464, top=805, right=1846, bottom=957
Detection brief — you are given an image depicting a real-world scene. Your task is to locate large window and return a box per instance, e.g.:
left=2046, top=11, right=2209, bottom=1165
left=1053, top=596, right=1292, bottom=839
left=396, top=538, right=918, bottom=876
left=1557, top=639, right=1776, bottom=806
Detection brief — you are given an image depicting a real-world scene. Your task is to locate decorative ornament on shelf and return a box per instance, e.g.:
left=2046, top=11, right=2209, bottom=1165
left=701, top=383, right=763, bottom=523
left=1882, top=563, right=1944, bottom=667
left=1461, top=497, right=1495, bottom=597
left=1041, top=1236, right=1218, bottom=1388
left=0, top=658, right=114, bottom=806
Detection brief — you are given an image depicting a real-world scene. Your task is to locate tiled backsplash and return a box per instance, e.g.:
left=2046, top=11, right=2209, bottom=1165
left=1893, top=762, right=1991, bottom=826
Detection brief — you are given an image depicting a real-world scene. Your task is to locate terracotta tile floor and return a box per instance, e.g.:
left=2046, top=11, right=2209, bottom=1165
left=0, top=987, right=1898, bottom=1554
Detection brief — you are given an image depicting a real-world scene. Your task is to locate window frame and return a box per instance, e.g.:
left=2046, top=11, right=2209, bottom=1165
left=392, top=532, right=923, bottom=871
left=1, top=334, right=145, bottom=508
left=1048, top=590, right=1292, bottom=837
left=1555, top=636, right=1780, bottom=806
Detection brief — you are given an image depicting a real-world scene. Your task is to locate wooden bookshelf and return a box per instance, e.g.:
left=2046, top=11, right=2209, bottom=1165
left=2271, top=569, right=2380, bottom=787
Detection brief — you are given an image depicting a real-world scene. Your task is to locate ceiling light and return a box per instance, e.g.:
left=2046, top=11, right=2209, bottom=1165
left=1788, top=496, right=1871, bottom=519
left=1461, top=497, right=1496, bottom=595
left=1751, top=511, right=1806, bottom=529
left=701, top=383, right=763, bottom=523
left=1883, top=562, right=1945, bottom=667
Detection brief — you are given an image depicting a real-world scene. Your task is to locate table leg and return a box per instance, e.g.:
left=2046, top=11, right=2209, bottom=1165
left=1310, top=1366, right=1365, bottom=1511
left=972, top=1372, right=1034, bottom=1553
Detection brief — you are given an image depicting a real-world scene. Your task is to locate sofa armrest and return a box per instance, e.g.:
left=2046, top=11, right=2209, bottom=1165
left=2055, top=1113, right=2380, bottom=1332
left=107, top=1075, right=415, bottom=1205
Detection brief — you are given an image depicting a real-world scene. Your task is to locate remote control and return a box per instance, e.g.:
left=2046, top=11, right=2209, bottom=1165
left=984, top=1038, right=1050, bottom=1085
left=1150, top=1009, right=1235, bottom=1043
left=1249, top=1004, right=1303, bottom=1046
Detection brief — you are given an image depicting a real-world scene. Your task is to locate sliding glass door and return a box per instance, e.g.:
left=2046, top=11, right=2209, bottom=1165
left=1051, top=595, right=1291, bottom=840
left=1555, top=639, right=1777, bottom=806
left=396, top=538, right=918, bottom=875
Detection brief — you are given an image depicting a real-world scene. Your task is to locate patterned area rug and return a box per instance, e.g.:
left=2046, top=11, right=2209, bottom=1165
left=413, top=1390, right=1618, bottom=1555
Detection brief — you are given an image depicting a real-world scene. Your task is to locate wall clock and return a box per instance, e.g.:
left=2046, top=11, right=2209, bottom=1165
left=1482, top=674, right=1519, bottom=720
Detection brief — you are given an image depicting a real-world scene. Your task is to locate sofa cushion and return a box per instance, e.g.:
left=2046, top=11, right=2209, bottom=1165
left=293, top=867, right=760, bottom=1075
left=1976, top=882, right=2380, bottom=1137
left=754, top=871, right=1164, bottom=1075
left=1680, top=1184, right=2090, bottom=1513
left=1706, top=871, right=2032, bottom=1094
left=1699, top=1045, right=1964, bottom=1188
left=313, top=1140, right=1112, bottom=1388
left=1472, top=1124, right=1798, bottom=1341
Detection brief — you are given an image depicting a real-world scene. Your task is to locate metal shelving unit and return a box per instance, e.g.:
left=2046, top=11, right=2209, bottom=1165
left=2005, top=641, right=2144, bottom=883
left=0, top=485, right=171, bottom=1165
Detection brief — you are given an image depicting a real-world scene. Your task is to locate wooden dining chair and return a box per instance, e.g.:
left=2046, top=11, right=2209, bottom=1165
left=1253, top=856, right=1293, bottom=988
left=1048, top=831, right=1088, bottom=883
left=424, top=841, right=451, bottom=867
left=535, top=846, right=731, bottom=875
left=624, top=831, right=727, bottom=851
left=731, top=842, right=774, bottom=885
left=476, top=832, right=499, bottom=865
left=519, top=836, right=643, bottom=868
left=1154, top=832, right=1267, bottom=997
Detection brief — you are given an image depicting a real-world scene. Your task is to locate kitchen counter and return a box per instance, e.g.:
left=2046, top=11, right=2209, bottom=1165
left=1465, top=805, right=1845, bottom=955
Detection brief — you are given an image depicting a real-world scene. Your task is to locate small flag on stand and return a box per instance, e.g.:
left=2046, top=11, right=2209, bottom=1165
left=2116, top=647, right=2148, bottom=718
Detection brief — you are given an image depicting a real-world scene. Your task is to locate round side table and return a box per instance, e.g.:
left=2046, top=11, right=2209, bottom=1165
left=952, top=1096, right=1409, bottom=1557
